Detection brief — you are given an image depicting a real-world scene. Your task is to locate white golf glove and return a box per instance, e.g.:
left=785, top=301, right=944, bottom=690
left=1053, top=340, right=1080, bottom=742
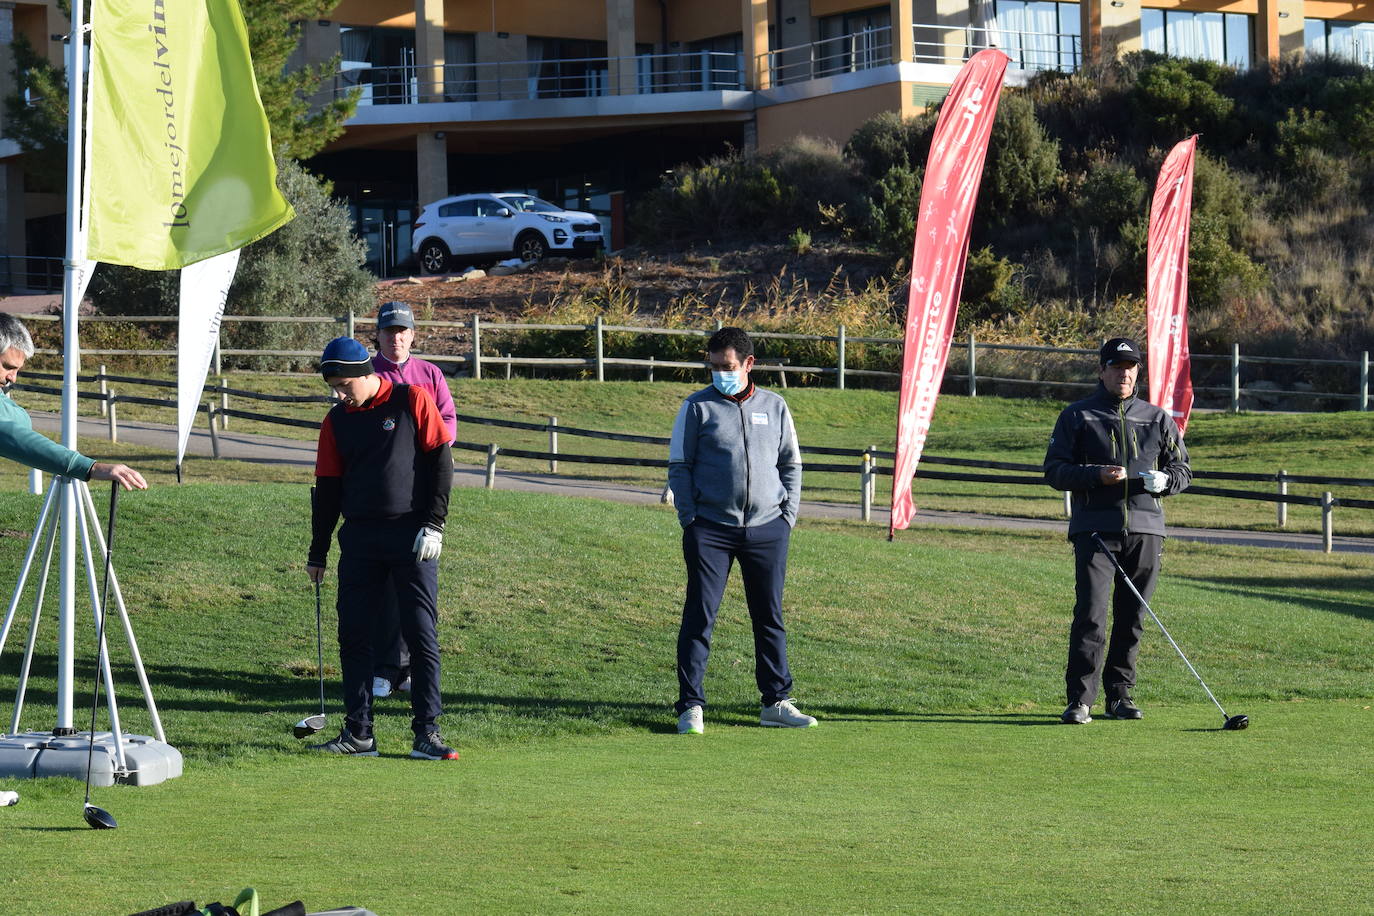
left=413, top=525, right=444, bottom=562
left=1139, top=470, right=1170, bottom=494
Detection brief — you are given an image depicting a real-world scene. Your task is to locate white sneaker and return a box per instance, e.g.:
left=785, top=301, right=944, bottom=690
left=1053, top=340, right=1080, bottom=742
left=371, top=676, right=393, bottom=698
left=677, top=705, right=704, bottom=735
left=760, top=698, right=818, bottom=728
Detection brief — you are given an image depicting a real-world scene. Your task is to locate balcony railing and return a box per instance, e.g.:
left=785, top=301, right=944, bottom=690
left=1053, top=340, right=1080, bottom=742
left=914, top=22, right=1081, bottom=73
left=333, top=51, right=744, bottom=105
left=767, top=26, right=894, bottom=86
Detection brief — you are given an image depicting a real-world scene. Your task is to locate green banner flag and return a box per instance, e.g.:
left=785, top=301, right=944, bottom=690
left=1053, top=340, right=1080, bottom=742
left=86, top=0, right=294, bottom=270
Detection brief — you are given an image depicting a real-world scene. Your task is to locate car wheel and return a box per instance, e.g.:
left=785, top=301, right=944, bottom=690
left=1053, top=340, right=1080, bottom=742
left=515, top=231, right=548, bottom=262
left=418, top=239, right=450, bottom=274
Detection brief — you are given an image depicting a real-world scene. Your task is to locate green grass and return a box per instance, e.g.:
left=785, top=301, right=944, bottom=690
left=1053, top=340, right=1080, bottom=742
left=15, top=375, right=1374, bottom=535
left=0, top=485, right=1370, bottom=913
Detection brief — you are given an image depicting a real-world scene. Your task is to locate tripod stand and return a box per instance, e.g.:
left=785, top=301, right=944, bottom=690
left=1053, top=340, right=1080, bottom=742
left=0, top=476, right=181, bottom=786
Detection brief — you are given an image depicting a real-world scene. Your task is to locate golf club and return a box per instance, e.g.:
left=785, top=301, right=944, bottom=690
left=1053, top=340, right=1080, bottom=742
left=1092, top=533, right=1249, bottom=731
left=292, top=578, right=328, bottom=739
left=82, top=482, right=120, bottom=830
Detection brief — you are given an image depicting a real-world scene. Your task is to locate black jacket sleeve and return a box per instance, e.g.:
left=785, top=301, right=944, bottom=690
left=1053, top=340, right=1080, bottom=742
left=308, top=477, right=342, bottom=567
left=421, top=443, right=452, bottom=530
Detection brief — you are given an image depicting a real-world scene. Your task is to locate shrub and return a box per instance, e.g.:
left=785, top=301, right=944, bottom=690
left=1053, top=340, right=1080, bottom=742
left=787, top=228, right=812, bottom=255
left=980, top=92, right=1062, bottom=225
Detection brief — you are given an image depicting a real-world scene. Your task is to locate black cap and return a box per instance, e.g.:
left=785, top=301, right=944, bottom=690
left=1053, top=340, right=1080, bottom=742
left=377, top=301, right=416, bottom=330
left=1100, top=337, right=1143, bottom=366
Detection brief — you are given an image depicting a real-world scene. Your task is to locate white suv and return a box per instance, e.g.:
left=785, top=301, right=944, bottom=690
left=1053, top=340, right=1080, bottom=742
left=411, top=192, right=604, bottom=273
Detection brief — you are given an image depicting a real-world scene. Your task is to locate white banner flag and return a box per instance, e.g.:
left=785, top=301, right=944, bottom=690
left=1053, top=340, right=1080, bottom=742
left=177, top=249, right=240, bottom=465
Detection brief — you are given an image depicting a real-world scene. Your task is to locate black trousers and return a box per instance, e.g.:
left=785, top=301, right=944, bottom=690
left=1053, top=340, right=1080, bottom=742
left=1066, top=531, right=1162, bottom=706
left=371, top=582, right=412, bottom=687
left=676, top=516, right=794, bottom=714
left=336, top=518, right=442, bottom=737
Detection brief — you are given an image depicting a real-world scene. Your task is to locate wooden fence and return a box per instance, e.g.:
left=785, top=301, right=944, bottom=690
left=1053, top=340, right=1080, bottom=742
left=18, top=312, right=1371, bottom=412
left=15, top=369, right=1373, bottom=552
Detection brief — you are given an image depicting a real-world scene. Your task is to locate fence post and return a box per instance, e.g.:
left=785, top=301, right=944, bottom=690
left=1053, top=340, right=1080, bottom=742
left=1064, top=490, right=1072, bottom=518
left=346, top=310, right=356, bottom=341
left=1361, top=351, right=1369, bottom=411
left=1230, top=343, right=1241, bottom=413
left=867, top=444, right=878, bottom=513
left=485, top=443, right=499, bottom=488
left=836, top=324, right=846, bottom=390
left=594, top=315, right=605, bottom=381
left=98, top=364, right=108, bottom=418
left=107, top=397, right=118, bottom=443
left=471, top=315, right=483, bottom=380
left=647, top=355, right=655, bottom=382
left=968, top=332, right=977, bottom=397
left=860, top=447, right=872, bottom=521
left=548, top=416, right=558, bottom=474
left=1276, top=469, right=1287, bottom=528
left=205, top=403, right=221, bottom=458
left=219, top=377, right=229, bottom=431
left=1321, top=491, right=1334, bottom=553
left=505, top=352, right=512, bottom=380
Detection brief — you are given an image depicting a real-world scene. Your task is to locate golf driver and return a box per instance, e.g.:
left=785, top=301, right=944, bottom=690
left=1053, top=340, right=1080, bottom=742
left=292, top=578, right=328, bottom=739
left=82, top=482, right=120, bottom=830
left=1092, top=533, right=1249, bottom=731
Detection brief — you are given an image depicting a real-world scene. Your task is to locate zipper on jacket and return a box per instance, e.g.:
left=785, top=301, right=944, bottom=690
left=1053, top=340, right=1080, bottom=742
left=736, top=400, right=752, bottom=522
left=1118, top=402, right=1130, bottom=530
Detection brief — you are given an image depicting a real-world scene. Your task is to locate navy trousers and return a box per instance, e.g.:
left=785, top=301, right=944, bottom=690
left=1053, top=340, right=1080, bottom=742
left=676, top=516, right=794, bottom=714
left=336, top=518, right=442, bottom=737
left=1066, top=531, right=1162, bottom=706
left=371, top=582, right=412, bottom=688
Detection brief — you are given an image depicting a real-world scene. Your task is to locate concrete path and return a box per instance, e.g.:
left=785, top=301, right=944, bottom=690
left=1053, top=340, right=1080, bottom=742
left=29, top=411, right=1374, bottom=555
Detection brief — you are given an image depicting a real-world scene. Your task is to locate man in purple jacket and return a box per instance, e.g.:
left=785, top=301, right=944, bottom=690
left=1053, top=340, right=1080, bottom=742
left=369, top=300, right=458, bottom=698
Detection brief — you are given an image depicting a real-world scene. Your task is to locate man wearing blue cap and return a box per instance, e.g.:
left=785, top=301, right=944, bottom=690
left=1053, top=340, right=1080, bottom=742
left=1044, top=337, right=1192, bottom=725
left=305, top=336, right=457, bottom=759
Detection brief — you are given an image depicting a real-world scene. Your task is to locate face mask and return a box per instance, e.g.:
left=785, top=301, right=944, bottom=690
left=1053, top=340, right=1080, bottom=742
left=712, top=370, right=745, bottom=396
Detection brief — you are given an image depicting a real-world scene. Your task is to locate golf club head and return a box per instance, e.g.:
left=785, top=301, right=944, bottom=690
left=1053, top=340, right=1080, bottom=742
left=1222, top=714, right=1249, bottom=731
left=83, top=803, right=117, bottom=830
left=293, top=714, right=327, bottom=739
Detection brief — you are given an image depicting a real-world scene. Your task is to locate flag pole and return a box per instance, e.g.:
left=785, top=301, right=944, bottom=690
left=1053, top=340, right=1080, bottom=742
left=54, top=0, right=89, bottom=732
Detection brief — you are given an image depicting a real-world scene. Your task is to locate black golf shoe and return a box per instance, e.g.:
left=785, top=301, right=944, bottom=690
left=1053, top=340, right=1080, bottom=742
left=309, top=728, right=379, bottom=756
left=1105, top=697, right=1144, bottom=720
left=1061, top=703, right=1092, bottom=724
left=411, top=730, right=460, bottom=760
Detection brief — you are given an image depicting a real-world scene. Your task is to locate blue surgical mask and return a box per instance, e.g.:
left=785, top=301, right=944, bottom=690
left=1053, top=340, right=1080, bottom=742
left=712, top=370, right=745, bottom=396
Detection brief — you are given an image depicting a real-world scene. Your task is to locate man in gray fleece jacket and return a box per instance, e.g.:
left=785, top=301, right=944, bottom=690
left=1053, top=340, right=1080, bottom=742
left=667, top=327, right=815, bottom=735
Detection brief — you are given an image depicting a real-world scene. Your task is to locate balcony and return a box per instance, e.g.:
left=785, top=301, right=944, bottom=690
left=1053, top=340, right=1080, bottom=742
left=331, top=51, right=745, bottom=106
left=927, top=23, right=1081, bottom=73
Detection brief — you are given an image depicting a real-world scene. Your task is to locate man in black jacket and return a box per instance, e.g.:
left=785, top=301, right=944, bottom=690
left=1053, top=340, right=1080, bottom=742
left=305, top=336, right=457, bottom=759
left=1044, top=337, right=1191, bottom=725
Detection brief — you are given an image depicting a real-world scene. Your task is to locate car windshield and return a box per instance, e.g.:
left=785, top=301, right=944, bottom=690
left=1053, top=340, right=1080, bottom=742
left=497, top=194, right=562, bottom=213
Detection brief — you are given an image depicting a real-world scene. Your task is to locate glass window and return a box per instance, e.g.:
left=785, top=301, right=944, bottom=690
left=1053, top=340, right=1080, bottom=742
left=817, top=7, right=892, bottom=76
left=992, top=1, right=1081, bottom=71
left=1304, top=19, right=1327, bottom=55
left=1139, top=9, right=1251, bottom=68
left=438, top=200, right=476, bottom=218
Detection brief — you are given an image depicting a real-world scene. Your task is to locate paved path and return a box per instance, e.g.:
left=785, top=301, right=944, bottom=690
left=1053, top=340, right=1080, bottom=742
left=29, top=411, right=1374, bottom=555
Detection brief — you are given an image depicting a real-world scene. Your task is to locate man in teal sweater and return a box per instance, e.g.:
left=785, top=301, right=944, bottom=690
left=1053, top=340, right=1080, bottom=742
left=0, top=313, right=145, bottom=491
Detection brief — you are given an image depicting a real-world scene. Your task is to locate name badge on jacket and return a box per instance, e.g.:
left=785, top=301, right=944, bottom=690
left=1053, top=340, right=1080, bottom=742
left=750, top=412, right=769, bottom=425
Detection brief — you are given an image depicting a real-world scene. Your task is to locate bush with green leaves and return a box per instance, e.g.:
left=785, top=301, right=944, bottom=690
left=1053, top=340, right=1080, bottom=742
left=89, top=159, right=373, bottom=370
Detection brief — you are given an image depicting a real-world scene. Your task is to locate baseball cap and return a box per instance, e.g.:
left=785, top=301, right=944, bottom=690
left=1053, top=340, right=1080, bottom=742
left=1100, top=337, right=1143, bottom=366
left=320, top=337, right=372, bottom=378
left=377, top=301, right=416, bottom=330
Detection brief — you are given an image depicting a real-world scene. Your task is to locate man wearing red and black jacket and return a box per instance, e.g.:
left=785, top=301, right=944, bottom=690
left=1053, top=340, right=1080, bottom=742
left=305, top=336, right=458, bottom=760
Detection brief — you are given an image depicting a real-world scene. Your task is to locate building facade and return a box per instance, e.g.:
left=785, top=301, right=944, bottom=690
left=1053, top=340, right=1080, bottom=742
left=0, top=0, right=1367, bottom=279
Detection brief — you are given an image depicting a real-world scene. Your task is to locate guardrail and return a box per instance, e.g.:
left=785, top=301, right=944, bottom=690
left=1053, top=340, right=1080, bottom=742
left=17, top=313, right=1373, bottom=410
left=16, top=369, right=1372, bottom=551
left=331, top=50, right=744, bottom=105
left=0, top=255, right=64, bottom=294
